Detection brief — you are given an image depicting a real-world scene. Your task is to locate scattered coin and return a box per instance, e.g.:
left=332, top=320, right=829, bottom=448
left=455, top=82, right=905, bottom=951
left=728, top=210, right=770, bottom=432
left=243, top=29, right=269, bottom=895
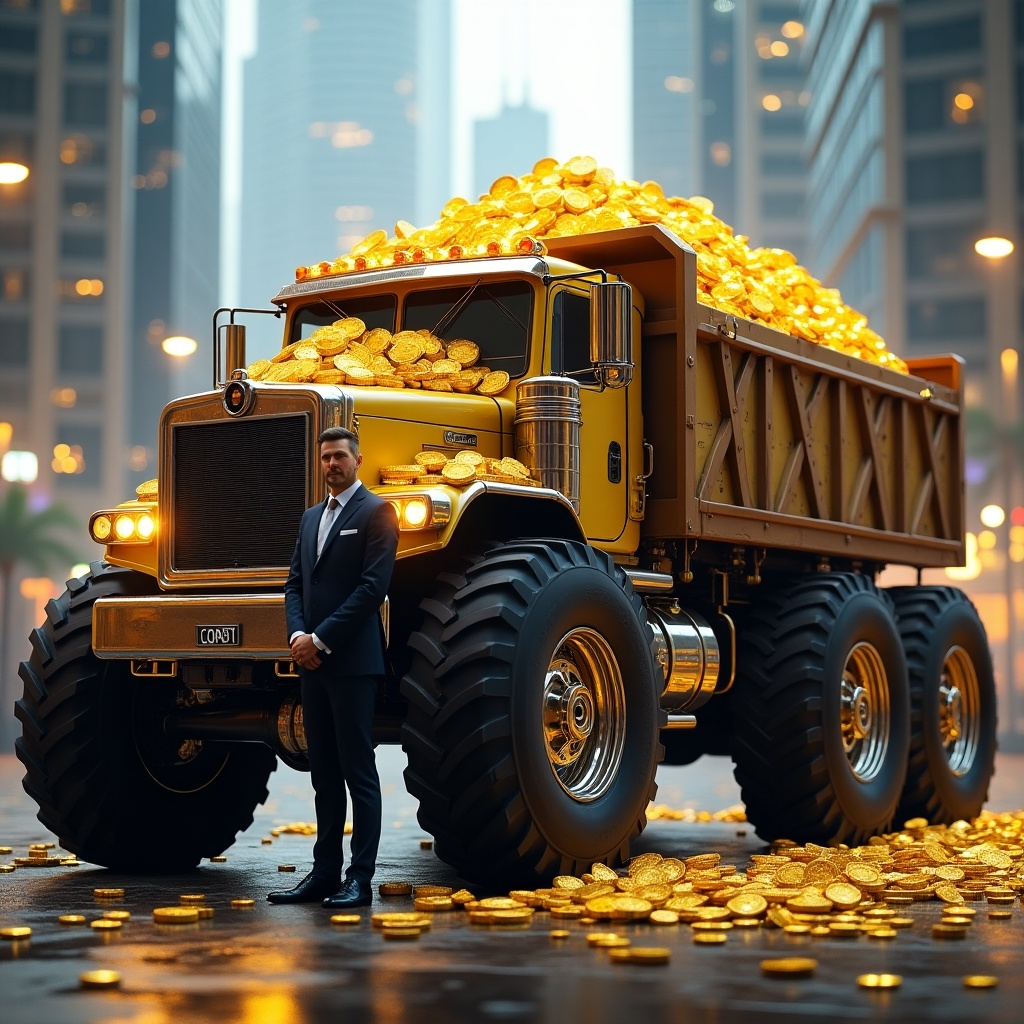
left=549, top=930, right=570, bottom=940
left=419, top=840, right=433, bottom=850
left=278, top=865, right=296, bottom=872
left=179, top=895, right=206, bottom=904
left=858, top=974, right=902, bottom=989
left=210, top=856, right=227, bottom=863
left=197, top=907, right=215, bottom=920
left=609, top=946, right=670, bottom=965
left=79, top=970, right=121, bottom=990
left=378, top=882, right=413, bottom=897
left=102, top=910, right=130, bottom=921
left=0, top=927, right=31, bottom=940
left=761, top=957, right=817, bottom=978
left=382, top=927, right=421, bottom=940
left=693, top=931, right=727, bottom=944
left=230, top=899, right=255, bottom=909
left=90, top=919, right=121, bottom=931
left=153, top=907, right=199, bottom=924
left=330, top=914, right=361, bottom=925
left=988, top=910, right=1013, bottom=920
left=93, top=888, right=125, bottom=899
left=58, top=915, right=86, bottom=925
left=963, top=975, right=998, bottom=989
left=866, top=927, right=897, bottom=939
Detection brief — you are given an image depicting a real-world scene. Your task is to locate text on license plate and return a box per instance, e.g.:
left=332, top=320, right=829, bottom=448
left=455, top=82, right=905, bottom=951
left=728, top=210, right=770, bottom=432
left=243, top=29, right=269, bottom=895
left=196, top=625, right=242, bottom=646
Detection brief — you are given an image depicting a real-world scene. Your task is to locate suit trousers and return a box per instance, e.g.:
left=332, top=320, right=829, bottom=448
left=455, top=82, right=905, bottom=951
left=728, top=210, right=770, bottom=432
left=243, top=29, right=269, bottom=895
left=300, top=671, right=382, bottom=883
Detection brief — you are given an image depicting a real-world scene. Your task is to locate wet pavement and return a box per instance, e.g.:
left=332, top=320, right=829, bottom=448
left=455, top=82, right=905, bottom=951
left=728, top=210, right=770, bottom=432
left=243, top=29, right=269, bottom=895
left=1, top=746, right=1022, bottom=1024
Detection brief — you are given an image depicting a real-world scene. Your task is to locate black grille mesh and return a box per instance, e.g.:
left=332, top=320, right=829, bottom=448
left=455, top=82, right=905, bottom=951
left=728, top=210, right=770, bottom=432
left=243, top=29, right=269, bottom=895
left=172, top=415, right=308, bottom=571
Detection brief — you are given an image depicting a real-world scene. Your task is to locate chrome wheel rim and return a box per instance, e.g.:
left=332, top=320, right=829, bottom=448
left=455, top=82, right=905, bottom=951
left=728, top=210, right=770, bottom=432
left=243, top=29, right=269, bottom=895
left=939, top=645, right=980, bottom=776
left=839, top=642, right=890, bottom=782
left=543, top=627, right=626, bottom=802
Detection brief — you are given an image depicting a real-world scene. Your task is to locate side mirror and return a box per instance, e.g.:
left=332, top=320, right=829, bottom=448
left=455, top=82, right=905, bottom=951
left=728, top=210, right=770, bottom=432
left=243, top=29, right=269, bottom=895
left=589, top=281, right=634, bottom=389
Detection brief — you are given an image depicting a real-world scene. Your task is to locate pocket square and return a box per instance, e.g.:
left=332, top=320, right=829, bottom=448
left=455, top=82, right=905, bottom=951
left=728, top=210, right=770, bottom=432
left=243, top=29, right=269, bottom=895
left=336, top=528, right=358, bottom=536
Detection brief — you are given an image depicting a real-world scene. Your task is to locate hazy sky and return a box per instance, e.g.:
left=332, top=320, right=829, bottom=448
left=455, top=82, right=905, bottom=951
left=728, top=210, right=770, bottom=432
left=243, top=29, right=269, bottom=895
left=221, top=0, right=631, bottom=302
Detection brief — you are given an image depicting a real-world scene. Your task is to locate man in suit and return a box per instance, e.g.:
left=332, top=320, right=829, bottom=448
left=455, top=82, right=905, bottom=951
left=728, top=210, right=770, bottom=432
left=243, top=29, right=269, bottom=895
left=268, top=426, right=399, bottom=909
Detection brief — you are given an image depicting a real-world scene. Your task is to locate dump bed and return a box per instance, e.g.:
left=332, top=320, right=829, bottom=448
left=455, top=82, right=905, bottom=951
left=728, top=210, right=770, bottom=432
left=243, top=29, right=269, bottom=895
left=545, top=226, right=964, bottom=569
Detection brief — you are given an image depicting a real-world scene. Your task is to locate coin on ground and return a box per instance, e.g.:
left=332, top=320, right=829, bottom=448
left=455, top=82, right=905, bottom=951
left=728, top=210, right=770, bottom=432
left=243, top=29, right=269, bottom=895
left=858, top=974, right=902, bottom=989
left=278, top=865, right=296, bottom=872
left=330, top=914, right=361, bottom=925
left=102, top=910, right=131, bottom=921
left=378, top=882, right=413, bottom=896
left=197, top=907, right=214, bottom=919
left=549, top=930, right=570, bottom=939
left=59, top=915, right=86, bottom=925
left=694, top=931, right=727, bottom=944
left=179, top=894, right=205, bottom=904
left=80, top=970, right=121, bottom=989
left=761, top=957, right=817, bottom=978
left=609, top=946, right=670, bottom=965
left=230, top=899, right=255, bottom=909
left=210, top=856, right=227, bottom=863
left=93, top=888, right=125, bottom=899
left=382, top=927, right=421, bottom=940
left=90, top=919, right=121, bottom=930
left=153, top=907, right=199, bottom=923
left=0, top=927, right=31, bottom=939
left=963, top=975, right=998, bottom=989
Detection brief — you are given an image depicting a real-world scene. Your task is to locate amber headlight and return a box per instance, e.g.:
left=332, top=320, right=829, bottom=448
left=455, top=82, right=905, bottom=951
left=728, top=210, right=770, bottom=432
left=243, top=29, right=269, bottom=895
left=90, top=509, right=157, bottom=545
left=385, top=492, right=451, bottom=531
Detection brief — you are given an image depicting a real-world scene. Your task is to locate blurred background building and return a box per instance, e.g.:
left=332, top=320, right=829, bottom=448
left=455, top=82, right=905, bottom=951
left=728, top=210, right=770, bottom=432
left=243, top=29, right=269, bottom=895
left=473, top=100, right=549, bottom=199
left=238, top=0, right=451, bottom=349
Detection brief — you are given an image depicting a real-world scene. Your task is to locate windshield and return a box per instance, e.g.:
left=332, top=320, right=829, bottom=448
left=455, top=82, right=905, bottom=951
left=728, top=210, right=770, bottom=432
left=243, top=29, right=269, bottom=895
left=403, top=281, right=532, bottom=378
left=291, top=294, right=397, bottom=340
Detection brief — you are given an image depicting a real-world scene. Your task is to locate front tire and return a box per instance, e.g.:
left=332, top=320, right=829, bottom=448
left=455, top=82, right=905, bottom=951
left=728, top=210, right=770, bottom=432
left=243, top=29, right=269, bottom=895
left=401, top=540, right=662, bottom=885
left=731, top=573, right=910, bottom=845
left=889, top=586, right=996, bottom=824
left=15, top=562, right=277, bottom=871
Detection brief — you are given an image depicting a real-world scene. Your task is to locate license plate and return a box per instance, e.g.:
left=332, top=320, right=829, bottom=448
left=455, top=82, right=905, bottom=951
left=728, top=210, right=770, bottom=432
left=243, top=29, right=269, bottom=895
left=196, top=625, right=242, bottom=646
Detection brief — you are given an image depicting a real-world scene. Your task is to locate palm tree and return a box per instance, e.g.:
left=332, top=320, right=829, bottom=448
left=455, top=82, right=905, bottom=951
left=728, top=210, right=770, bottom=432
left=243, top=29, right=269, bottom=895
left=0, top=484, right=81, bottom=748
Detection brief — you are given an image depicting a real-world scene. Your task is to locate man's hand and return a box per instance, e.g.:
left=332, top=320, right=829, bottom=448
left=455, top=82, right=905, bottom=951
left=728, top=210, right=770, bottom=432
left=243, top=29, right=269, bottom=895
left=290, top=632, right=322, bottom=671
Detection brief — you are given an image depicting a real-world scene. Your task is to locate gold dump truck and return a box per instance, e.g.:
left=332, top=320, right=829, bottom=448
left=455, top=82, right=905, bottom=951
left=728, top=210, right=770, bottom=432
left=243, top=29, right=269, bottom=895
left=16, top=193, right=995, bottom=882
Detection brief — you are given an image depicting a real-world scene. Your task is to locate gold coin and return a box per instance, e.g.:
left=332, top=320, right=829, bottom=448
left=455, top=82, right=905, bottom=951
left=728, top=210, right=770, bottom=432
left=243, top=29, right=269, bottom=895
left=932, top=923, right=967, bottom=939
left=414, top=896, right=453, bottom=912
left=378, top=882, right=413, bottom=896
left=179, top=894, right=206, bottom=904
left=230, top=899, right=255, bottom=909
left=0, top=927, right=31, bottom=939
left=278, top=865, right=297, bottom=872
left=90, top=919, right=121, bottom=930
left=761, top=957, right=817, bottom=978
left=867, top=927, right=897, bottom=939
left=593, top=935, right=630, bottom=948
left=197, top=907, right=214, bottom=920
left=693, top=931, right=727, bottom=944
left=80, top=970, right=121, bottom=989
left=726, top=893, right=767, bottom=918
left=372, top=912, right=427, bottom=928
left=988, top=910, right=1013, bottom=920
left=649, top=909, right=680, bottom=925
left=612, top=946, right=671, bottom=965
left=382, top=927, right=421, bottom=940
left=153, top=907, right=199, bottom=923
left=59, top=915, right=87, bottom=925
left=477, top=370, right=510, bottom=395
left=0, top=865, right=14, bottom=873
left=93, top=888, right=125, bottom=899
left=210, top=856, right=228, bottom=863
left=330, top=914, right=362, bottom=925
left=887, top=917, right=914, bottom=929
left=102, top=910, right=131, bottom=921
left=441, top=462, right=476, bottom=484
left=414, top=885, right=453, bottom=897
left=858, top=974, right=902, bottom=989
left=586, top=932, right=620, bottom=945
left=963, top=975, right=998, bottom=988
left=550, top=929, right=570, bottom=939
left=828, top=922, right=861, bottom=937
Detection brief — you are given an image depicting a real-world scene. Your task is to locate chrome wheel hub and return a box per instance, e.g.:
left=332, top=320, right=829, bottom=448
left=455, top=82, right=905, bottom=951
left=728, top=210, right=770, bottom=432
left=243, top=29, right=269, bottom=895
left=939, top=646, right=980, bottom=775
left=839, top=642, right=890, bottom=782
left=542, top=627, right=626, bottom=802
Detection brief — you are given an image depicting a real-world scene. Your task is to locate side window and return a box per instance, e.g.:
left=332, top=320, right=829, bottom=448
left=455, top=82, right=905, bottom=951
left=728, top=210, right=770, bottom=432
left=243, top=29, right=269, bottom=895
left=551, top=289, right=595, bottom=383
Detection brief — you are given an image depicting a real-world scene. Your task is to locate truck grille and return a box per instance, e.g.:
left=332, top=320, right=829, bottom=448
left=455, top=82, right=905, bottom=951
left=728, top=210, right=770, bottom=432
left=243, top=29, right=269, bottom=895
left=171, top=414, right=308, bottom=572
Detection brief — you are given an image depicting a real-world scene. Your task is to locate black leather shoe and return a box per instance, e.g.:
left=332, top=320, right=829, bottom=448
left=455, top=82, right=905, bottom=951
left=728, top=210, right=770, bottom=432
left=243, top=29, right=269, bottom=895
left=322, top=878, right=373, bottom=909
left=268, top=870, right=340, bottom=904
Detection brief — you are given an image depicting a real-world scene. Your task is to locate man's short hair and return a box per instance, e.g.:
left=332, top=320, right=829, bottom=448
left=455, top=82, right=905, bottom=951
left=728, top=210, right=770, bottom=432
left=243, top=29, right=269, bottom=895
left=318, top=426, right=359, bottom=455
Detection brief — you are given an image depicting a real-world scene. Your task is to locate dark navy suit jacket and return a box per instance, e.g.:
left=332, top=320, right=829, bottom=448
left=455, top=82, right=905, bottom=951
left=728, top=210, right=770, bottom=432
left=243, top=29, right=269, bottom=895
left=284, top=484, right=399, bottom=678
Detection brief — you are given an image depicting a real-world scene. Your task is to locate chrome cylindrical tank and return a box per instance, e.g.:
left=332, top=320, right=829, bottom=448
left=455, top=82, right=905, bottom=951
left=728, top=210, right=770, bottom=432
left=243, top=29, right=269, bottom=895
left=514, top=376, right=582, bottom=511
left=647, top=602, right=720, bottom=713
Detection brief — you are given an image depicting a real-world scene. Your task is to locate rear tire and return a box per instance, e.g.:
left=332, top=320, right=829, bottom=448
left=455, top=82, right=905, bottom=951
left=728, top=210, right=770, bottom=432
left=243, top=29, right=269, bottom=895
left=15, top=561, right=277, bottom=871
left=732, top=573, right=909, bottom=845
left=401, top=540, right=662, bottom=885
left=889, top=586, right=996, bottom=824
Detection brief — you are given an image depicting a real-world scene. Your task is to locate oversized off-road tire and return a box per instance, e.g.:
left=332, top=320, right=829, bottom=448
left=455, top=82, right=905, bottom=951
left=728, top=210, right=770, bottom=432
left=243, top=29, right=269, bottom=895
left=15, top=562, right=277, bottom=871
left=401, top=540, right=663, bottom=885
left=888, top=586, right=996, bottom=824
left=731, top=573, right=910, bottom=845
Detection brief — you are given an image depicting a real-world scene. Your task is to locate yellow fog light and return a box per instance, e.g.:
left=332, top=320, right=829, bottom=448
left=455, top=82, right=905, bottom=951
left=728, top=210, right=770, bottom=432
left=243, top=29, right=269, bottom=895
left=136, top=514, right=155, bottom=540
left=113, top=515, right=136, bottom=541
left=92, top=515, right=112, bottom=541
left=402, top=497, right=429, bottom=529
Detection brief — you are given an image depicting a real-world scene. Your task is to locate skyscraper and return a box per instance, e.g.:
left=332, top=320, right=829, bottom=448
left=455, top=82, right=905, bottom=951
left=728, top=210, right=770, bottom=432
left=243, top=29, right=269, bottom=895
left=632, top=0, right=808, bottom=256
left=473, top=100, right=549, bottom=198
left=128, top=0, right=224, bottom=487
left=0, top=0, right=132, bottom=514
left=239, top=0, right=452, bottom=321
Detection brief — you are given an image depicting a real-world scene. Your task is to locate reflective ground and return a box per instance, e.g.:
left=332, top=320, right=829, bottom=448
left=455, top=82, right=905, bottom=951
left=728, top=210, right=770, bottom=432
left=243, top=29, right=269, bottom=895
left=1, top=748, right=1022, bottom=1024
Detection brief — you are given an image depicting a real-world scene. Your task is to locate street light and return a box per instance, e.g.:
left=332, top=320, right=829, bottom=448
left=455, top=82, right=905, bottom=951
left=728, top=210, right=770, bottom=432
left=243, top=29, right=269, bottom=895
left=974, top=236, right=1014, bottom=260
left=1, top=450, right=38, bottom=483
left=162, top=335, right=197, bottom=357
left=0, top=161, right=29, bottom=185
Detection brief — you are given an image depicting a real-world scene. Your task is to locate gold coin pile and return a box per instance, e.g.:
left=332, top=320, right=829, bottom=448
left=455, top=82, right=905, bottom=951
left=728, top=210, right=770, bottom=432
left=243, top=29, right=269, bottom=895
left=295, top=156, right=907, bottom=374
left=247, top=319, right=511, bottom=396
left=380, top=450, right=538, bottom=487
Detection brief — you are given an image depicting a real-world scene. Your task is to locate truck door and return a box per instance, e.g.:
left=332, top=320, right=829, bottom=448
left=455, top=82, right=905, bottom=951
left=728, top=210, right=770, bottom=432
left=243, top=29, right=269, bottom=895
left=550, top=287, right=631, bottom=545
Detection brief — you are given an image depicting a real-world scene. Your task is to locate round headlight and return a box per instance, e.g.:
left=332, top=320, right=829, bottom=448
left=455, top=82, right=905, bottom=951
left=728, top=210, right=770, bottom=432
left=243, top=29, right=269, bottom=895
left=223, top=379, right=254, bottom=416
left=114, top=515, right=136, bottom=541
left=403, top=497, right=429, bottom=528
left=136, top=514, right=155, bottom=540
left=92, top=515, right=112, bottom=541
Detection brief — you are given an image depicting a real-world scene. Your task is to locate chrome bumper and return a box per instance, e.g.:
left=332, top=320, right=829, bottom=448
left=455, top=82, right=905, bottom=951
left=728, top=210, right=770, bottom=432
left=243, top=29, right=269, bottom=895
left=92, top=595, right=290, bottom=660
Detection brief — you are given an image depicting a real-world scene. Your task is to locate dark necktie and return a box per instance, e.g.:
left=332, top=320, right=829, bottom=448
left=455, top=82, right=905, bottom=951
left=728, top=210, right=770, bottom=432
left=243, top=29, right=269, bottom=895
left=316, top=496, right=340, bottom=556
